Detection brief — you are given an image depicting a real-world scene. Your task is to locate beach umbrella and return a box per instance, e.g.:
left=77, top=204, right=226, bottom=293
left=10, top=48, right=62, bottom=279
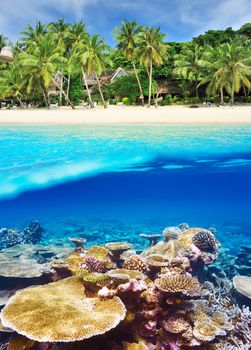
left=0, top=47, right=14, bottom=63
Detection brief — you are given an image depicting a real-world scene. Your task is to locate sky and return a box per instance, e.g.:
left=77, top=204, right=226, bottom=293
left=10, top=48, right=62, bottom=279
left=0, top=0, right=251, bottom=45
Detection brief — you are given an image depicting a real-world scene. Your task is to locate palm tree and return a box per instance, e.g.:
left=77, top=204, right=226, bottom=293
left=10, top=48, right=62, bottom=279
left=114, top=21, right=144, bottom=105
left=173, top=43, right=206, bottom=98
left=201, top=41, right=251, bottom=104
left=0, top=63, right=27, bottom=107
left=66, top=21, right=88, bottom=47
left=218, top=40, right=251, bottom=104
left=19, top=33, right=74, bottom=108
left=47, top=19, right=70, bottom=54
left=83, top=34, right=111, bottom=107
left=200, top=45, right=227, bottom=104
left=20, top=21, right=46, bottom=49
left=137, top=26, right=168, bottom=107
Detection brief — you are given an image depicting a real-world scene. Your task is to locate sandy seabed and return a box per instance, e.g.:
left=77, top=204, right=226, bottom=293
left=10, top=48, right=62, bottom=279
left=0, top=105, right=251, bottom=124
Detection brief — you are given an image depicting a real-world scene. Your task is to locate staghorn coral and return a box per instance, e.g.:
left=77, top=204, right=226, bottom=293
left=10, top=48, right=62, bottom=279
left=162, top=315, right=190, bottom=334
left=80, top=256, right=106, bottom=273
left=123, top=256, right=148, bottom=273
left=192, top=230, right=218, bottom=253
left=155, top=274, right=201, bottom=296
left=0, top=277, right=126, bottom=342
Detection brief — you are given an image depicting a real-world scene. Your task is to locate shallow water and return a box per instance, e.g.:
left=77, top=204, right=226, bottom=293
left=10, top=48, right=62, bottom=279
left=0, top=123, right=250, bottom=252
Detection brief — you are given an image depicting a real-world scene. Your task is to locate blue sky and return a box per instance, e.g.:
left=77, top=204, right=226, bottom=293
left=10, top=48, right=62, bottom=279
left=1, top=0, right=250, bottom=45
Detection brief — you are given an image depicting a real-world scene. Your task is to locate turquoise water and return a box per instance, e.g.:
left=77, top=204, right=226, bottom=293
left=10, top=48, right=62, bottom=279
left=0, top=123, right=251, bottom=254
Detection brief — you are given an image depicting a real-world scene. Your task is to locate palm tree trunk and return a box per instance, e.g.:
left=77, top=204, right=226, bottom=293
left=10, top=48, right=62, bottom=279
left=195, top=78, right=199, bottom=98
left=230, top=82, right=235, bottom=105
left=95, top=72, right=106, bottom=108
left=132, top=61, right=144, bottom=106
left=148, top=59, right=153, bottom=108
left=17, top=97, right=25, bottom=109
left=82, top=70, right=94, bottom=108
left=220, top=86, right=224, bottom=105
left=51, top=78, right=75, bottom=109
left=42, top=89, right=49, bottom=109
left=66, top=75, right=71, bottom=106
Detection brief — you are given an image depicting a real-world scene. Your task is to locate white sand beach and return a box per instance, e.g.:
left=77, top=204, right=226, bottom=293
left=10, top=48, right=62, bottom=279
left=0, top=105, right=251, bottom=124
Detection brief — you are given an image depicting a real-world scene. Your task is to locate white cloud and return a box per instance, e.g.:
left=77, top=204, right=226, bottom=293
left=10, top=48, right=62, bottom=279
left=179, top=0, right=251, bottom=32
left=0, top=0, right=250, bottom=43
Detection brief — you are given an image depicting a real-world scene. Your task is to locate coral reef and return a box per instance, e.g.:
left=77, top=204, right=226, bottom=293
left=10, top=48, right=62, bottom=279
left=0, top=223, right=250, bottom=350
left=0, top=221, right=44, bottom=250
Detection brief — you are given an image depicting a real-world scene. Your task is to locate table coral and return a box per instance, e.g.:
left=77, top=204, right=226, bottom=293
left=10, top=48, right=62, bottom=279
left=0, top=277, right=126, bottom=342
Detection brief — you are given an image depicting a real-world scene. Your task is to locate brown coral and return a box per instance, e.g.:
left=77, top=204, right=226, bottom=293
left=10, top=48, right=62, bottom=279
left=162, top=315, right=190, bottom=334
left=7, top=334, right=35, bottom=350
left=123, top=255, right=148, bottom=273
left=155, top=274, right=201, bottom=296
left=0, top=277, right=126, bottom=342
left=193, top=320, right=226, bottom=342
left=192, top=230, right=217, bottom=253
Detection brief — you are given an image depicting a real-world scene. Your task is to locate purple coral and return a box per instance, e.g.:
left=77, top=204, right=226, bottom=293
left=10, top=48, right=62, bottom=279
left=81, top=256, right=106, bottom=273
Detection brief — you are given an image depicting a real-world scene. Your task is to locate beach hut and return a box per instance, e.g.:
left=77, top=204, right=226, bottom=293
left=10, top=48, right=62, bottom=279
left=0, top=47, right=14, bottom=63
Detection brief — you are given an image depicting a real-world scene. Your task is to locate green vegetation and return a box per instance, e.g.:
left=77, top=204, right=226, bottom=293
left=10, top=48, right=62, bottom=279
left=0, top=21, right=251, bottom=108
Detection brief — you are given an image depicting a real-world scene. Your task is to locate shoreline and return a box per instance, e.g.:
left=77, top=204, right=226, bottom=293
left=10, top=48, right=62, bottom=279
left=0, top=105, right=251, bottom=124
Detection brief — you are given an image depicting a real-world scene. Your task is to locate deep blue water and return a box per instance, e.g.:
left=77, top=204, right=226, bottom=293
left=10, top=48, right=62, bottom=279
left=0, top=123, right=251, bottom=253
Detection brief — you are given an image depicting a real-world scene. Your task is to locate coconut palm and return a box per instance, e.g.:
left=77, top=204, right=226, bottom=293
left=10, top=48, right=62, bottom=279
left=20, top=21, right=46, bottom=49
left=114, top=21, right=144, bottom=105
left=217, top=40, right=251, bottom=104
left=173, top=43, right=206, bottom=98
left=47, top=19, right=70, bottom=54
left=83, top=34, right=111, bottom=107
left=67, top=21, right=88, bottom=47
left=199, top=45, right=227, bottom=104
left=19, top=33, right=74, bottom=108
left=201, top=41, right=251, bottom=104
left=137, top=26, right=168, bottom=107
left=0, top=63, right=27, bottom=107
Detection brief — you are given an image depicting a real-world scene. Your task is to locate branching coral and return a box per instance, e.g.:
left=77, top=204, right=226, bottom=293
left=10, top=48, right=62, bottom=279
left=80, top=256, right=106, bottom=273
left=192, top=230, right=218, bottom=253
left=155, top=274, right=201, bottom=296
left=123, top=256, right=148, bottom=273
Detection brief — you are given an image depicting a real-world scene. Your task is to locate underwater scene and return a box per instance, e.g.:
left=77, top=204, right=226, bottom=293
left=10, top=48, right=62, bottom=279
left=0, top=123, right=250, bottom=350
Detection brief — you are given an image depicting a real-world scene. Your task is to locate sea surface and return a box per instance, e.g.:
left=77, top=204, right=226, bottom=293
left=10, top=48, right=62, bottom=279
left=0, top=123, right=250, bottom=253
